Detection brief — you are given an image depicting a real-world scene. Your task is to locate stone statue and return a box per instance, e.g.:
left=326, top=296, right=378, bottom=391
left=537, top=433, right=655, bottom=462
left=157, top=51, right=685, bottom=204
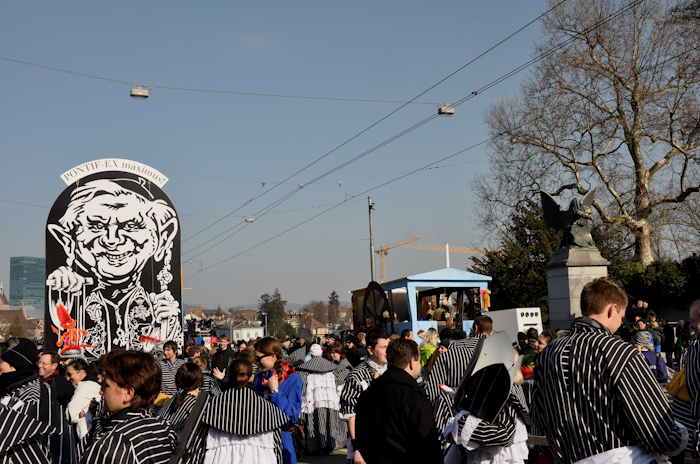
left=540, top=190, right=596, bottom=249
left=541, top=189, right=608, bottom=330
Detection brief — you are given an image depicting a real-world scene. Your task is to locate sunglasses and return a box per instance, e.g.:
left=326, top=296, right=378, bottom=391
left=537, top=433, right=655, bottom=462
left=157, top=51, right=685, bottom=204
left=256, top=353, right=271, bottom=362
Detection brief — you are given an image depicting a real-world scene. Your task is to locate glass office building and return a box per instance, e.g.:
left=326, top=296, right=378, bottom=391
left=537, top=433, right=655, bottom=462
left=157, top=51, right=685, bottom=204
left=10, top=256, right=45, bottom=312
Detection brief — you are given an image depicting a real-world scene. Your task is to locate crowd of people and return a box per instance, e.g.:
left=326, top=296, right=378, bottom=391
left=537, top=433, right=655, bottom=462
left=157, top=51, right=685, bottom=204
left=1, top=278, right=699, bottom=463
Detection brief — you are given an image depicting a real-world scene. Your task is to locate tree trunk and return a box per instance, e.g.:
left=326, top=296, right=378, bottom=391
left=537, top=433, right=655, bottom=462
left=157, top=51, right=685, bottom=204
left=634, top=221, right=654, bottom=266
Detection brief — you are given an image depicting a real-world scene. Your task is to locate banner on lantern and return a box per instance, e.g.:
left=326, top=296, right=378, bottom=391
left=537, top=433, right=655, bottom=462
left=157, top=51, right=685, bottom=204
left=45, top=158, right=182, bottom=359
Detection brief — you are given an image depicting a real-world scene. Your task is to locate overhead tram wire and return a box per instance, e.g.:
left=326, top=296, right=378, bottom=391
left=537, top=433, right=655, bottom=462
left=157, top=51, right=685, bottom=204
left=195, top=10, right=700, bottom=274
left=183, top=184, right=305, bottom=259
left=183, top=0, right=644, bottom=264
left=10, top=23, right=694, bottom=268
left=196, top=82, right=624, bottom=272
left=194, top=0, right=657, bottom=271
left=0, top=56, right=442, bottom=106
left=199, top=33, right=694, bottom=273
left=182, top=0, right=572, bottom=245
left=185, top=0, right=642, bottom=261
left=196, top=138, right=494, bottom=273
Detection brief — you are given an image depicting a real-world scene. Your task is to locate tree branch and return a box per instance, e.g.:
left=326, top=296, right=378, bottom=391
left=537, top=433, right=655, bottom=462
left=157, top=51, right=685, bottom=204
left=650, top=184, right=700, bottom=207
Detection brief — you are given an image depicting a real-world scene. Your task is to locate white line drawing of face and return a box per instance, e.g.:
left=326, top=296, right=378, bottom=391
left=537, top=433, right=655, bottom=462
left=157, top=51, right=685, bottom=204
left=48, top=179, right=178, bottom=286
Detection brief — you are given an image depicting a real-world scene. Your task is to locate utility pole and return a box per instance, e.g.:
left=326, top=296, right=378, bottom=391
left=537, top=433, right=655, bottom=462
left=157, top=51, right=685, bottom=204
left=367, top=197, right=376, bottom=281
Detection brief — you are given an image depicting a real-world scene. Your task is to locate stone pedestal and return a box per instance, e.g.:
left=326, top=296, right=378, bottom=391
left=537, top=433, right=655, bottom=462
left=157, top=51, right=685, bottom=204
left=546, top=247, right=609, bottom=330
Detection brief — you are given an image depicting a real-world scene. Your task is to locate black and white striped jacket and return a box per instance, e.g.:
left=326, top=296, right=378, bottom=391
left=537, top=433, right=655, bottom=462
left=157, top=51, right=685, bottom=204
left=0, top=377, right=53, bottom=464
left=0, top=376, right=73, bottom=464
left=534, top=317, right=687, bottom=463
left=423, top=335, right=529, bottom=448
left=202, top=385, right=289, bottom=435
left=297, top=357, right=337, bottom=401
left=158, top=385, right=291, bottom=464
left=159, top=394, right=198, bottom=435
left=426, top=337, right=482, bottom=389
left=158, top=392, right=211, bottom=464
left=201, top=374, right=222, bottom=396
left=79, top=409, right=177, bottom=464
left=339, top=360, right=385, bottom=418
left=446, top=388, right=530, bottom=448
left=671, top=338, right=700, bottom=454
left=160, top=359, right=187, bottom=396
left=424, top=336, right=482, bottom=432
left=287, top=346, right=308, bottom=367
left=202, top=385, right=289, bottom=464
left=168, top=394, right=211, bottom=464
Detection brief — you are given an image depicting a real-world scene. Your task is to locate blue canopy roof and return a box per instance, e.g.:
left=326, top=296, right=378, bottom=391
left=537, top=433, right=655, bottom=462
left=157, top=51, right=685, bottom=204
left=379, top=267, right=492, bottom=290
left=405, top=267, right=492, bottom=282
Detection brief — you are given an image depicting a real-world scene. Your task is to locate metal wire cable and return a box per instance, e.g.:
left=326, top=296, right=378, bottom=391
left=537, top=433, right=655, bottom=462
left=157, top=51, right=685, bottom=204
left=197, top=138, right=493, bottom=272
left=184, top=0, right=642, bottom=264
left=0, top=56, right=441, bottom=105
left=181, top=0, right=571, bottom=244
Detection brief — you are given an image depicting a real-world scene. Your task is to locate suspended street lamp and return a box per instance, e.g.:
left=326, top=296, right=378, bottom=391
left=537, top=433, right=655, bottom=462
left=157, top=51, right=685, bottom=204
left=130, top=85, right=150, bottom=99
left=438, top=104, right=455, bottom=116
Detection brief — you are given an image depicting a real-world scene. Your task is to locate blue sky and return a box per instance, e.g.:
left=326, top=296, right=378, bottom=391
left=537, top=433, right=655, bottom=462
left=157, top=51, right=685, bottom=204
left=0, top=1, right=546, bottom=307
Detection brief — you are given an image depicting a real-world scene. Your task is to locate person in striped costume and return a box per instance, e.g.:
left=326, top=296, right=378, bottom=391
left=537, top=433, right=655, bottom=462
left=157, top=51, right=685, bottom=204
left=160, top=340, right=187, bottom=396
left=162, top=359, right=288, bottom=464
left=159, top=362, right=205, bottom=436
left=441, top=334, right=530, bottom=464
left=80, top=350, right=176, bottom=464
left=424, top=319, right=494, bottom=435
left=339, top=328, right=389, bottom=464
left=0, top=337, right=73, bottom=464
left=424, top=322, right=530, bottom=460
left=534, top=277, right=687, bottom=463
left=202, top=359, right=290, bottom=464
left=297, top=344, right=344, bottom=455
left=670, top=299, right=700, bottom=462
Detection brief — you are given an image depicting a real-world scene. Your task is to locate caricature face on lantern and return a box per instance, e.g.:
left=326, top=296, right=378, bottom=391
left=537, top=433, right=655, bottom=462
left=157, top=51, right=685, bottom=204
left=67, top=188, right=169, bottom=282
left=46, top=177, right=182, bottom=359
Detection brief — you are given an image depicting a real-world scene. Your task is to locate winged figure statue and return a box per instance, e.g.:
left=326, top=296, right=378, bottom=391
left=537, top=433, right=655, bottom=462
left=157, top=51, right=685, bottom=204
left=540, top=190, right=596, bottom=249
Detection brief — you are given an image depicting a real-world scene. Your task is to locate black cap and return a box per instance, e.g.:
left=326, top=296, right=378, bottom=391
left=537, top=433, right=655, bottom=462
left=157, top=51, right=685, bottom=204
left=1, top=338, right=38, bottom=371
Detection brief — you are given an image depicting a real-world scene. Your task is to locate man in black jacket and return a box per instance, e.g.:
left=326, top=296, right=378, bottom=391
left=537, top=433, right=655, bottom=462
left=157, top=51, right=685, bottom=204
left=37, top=350, right=74, bottom=408
left=211, top=336, right=236, bottom=372
left=355, top=338, right=442, bottom=464
left=344, top=335, right=367, bottom=367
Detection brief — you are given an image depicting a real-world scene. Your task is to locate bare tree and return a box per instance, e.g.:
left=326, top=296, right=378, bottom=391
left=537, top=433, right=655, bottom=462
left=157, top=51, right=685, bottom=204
left=671, top=0, right=700, bottom=20
left=478, top=0, right=700, bottom=265
left=303, top=301, right=329, bottom=326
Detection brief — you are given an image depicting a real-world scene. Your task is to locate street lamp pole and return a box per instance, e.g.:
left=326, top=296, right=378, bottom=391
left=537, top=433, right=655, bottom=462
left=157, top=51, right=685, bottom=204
left=368, top=197, right=376, bottom=281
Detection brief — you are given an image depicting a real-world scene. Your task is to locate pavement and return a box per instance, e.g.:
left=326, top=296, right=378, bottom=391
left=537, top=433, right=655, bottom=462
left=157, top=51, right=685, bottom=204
left=299, top=449, right=347, bottom=464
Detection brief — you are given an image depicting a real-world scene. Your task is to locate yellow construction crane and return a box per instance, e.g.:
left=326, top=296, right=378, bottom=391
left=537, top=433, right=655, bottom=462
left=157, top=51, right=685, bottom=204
left=399, top=244, right=485, bottom=254
left=375, top=237, right=422, bottom=283
left=375, top=239, right=485, bottom=282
